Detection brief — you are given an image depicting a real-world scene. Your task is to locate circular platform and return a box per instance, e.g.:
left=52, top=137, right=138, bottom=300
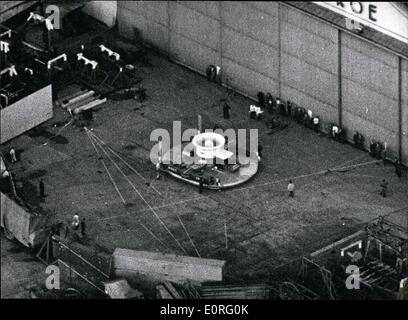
left=161, top=141, right=259, bottom=190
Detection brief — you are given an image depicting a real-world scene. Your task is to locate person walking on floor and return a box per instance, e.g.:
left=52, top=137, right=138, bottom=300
left=39, top=179, right=45, bottom=198
left=380, top=179, right=388, bottom=198
left=288, top=180, right=295, bottom=197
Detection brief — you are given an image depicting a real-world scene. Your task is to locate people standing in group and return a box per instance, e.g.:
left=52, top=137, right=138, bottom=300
left=72, top=213, right=80, bottom=230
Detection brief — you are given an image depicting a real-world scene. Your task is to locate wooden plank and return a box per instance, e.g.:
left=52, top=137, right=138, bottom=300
left=156, top=284, right=174, bottom=299
left=74, top=98, right=107, bottom=114
left=163, top=281, right=182, bottom=299
left=310, top=230, right=366, bottom=258
left=113, top=248, right=225, bottom=283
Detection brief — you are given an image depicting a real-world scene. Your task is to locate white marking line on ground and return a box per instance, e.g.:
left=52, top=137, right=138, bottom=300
left=87, top=131, right=189, bottom=255
left=331, top=154, right=368, bottom=170
left=86, top=128, right=162, bottom=196
left=95, top=196, right=206, bottom=222
left=94, top=159, right=381, bottom=226
left=86, top=130, right=126, bottom=204
left=232, top=159, right=381, bottom=194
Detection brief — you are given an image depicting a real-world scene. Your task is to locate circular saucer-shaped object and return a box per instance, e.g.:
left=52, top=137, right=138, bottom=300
left=192, top=132, right=225, bottom=159
left=162, top=140, right=258, bottom=190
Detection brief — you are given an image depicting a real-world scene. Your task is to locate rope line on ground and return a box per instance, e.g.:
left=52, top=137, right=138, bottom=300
left=139, top=222, right=175, bottom=252
left=87, top=129, right=189, bottom=256
left=85, top=130, right=126, bottom=204
left=86, top=128, right=162, bottom=196
left=176, top=214, right=201, bottom=257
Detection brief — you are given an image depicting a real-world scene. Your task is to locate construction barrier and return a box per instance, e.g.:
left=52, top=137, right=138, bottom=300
left=0, top=192, right=49, bottom=247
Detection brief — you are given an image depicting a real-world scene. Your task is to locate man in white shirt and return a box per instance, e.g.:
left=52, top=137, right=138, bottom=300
left=312, top=116, right=320, bottom=132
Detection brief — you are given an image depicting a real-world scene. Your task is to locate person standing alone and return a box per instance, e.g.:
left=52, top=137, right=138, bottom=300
left=380, top=179, right=388, bottom=198
left=288, top=180, right=295, bottom=197
left=9, top=147, right=17, bottom=163
left=39, top=179, right=45, bottom=198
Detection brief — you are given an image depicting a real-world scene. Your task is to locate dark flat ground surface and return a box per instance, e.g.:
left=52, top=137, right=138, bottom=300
left=2, top=41, right=408, bottom=296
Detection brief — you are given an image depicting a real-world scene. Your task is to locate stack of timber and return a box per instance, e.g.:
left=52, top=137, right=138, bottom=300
left=156, top=281, right=183, bottom=299
left=199, top=284, right=272, bottom=299
left=112, top=249, right=225, bottom=284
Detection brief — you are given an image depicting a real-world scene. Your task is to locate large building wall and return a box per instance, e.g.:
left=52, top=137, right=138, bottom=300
left=280, top=4, right=339, bottom=125
left=341, top=33, right=400, bottom=154
left=402, top=59, right=408, bottom=164
left=117, top=1, right=408, bottom=165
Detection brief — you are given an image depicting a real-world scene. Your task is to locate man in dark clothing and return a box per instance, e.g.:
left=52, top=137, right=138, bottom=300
left=395, top=160, right=404, bottom=179
left=380, top=179, right=388, bottom=198
left=257, top=92, right=265, bottom=109
left=265, top=93, right=273, bottom=113
left=39, top=179, right=45, bottom=198
left=223, top=102, right=231, bottom=119
left=80, top=218, right=86, bottom=237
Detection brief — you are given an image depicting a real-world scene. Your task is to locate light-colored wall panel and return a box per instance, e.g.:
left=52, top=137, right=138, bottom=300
left=82, top=1, right=117, bottom=27
left=281, top=22, right=338, bottom=75
left=222, top=28, right=279, bottom=79
left=342, top=33, right=398, bottom=68
left=281, top=53, right=338, bottom=107
left=1, top=85, right=53, bottom=144
left=343, top=111, right=398, bottom=153
left=178, top=1, right=220, bottom=20
left=342, top=78, right=398, bottom=136
left=117, top=0, right=168, bottom=26
left=401, top=59, right=408, bottom=165
left=169, top=2, right=220, bottom=51
left=280, top=4, right=338, bottom=43
left=170, top=33, right=220, bottom=74
left=281, top=84, right=338, bottom=125
left=222, top=58, right=279, bottom=99
left=342, top=46, right=398, bottom=99
left=118, top=7, right=168, bottom=52
left=247, top=1, right=280, bottom=19
left=221, top=1, right=279, bottom=48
